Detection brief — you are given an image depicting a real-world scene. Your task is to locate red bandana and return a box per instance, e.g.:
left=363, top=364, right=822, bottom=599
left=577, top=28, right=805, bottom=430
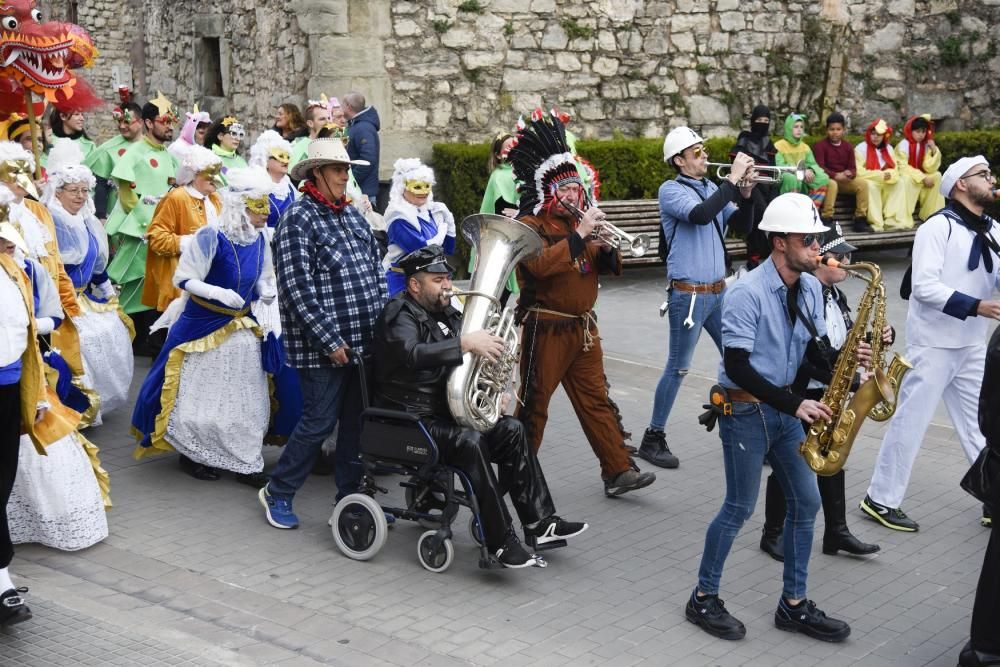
left=300, top=180, right=351, bottom=214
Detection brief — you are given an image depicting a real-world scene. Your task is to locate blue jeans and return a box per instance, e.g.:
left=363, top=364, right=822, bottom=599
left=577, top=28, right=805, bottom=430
left=268, top=365, right=364, bottom=501
left=649, top=288, right=723, bottom=430
left=697, top=401, right=821, bottom=600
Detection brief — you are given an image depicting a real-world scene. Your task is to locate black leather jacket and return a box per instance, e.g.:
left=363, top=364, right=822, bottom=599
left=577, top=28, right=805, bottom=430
left=372, top=292, right=464, bottom=418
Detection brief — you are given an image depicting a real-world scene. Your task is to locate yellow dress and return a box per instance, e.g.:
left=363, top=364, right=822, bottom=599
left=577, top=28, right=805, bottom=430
left=895, top=139, right=945, bottom=222
left=854, top=144, right=913, bottom=231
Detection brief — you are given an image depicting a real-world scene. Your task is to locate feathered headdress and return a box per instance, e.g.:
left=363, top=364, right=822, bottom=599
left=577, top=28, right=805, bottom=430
left=508, top=108, right=585, bottom=216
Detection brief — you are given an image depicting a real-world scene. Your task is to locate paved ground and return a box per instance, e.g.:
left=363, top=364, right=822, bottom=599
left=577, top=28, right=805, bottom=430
left=1, top=249, right=992, bottom=666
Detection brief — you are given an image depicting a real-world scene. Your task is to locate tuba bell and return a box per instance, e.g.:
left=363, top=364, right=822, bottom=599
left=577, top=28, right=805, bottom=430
left=445, top=214, right=543, bottom=431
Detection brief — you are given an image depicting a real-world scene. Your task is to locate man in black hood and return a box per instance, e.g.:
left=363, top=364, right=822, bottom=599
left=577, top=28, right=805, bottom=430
left=730, top=104, right=778, bottom=267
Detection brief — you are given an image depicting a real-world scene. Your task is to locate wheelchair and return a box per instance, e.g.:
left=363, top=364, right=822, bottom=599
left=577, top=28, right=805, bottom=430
left=330, top=352, right=550, bottom=573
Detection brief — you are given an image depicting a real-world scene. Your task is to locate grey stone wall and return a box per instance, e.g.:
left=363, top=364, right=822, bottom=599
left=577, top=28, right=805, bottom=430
left=65, top=0, right=999, bottom=168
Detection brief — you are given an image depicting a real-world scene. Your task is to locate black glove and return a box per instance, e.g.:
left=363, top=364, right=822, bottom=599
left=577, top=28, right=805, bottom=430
left=698, top=384, right=731, bottom=432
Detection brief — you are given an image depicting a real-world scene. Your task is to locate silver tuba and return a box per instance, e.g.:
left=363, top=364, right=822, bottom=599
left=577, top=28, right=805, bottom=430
left=445, top=214, right=543, bottom=431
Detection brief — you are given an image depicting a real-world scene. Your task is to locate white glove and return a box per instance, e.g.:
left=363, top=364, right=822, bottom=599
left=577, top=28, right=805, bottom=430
left=93, top=280, right=116, bottom=299
left=184, top=278, right=245, bottom=310
left=179, top=234, right=194, bottom=254
left=258, top=290, right=276, bottom=306
left=35, top=317, right=55, bottom=335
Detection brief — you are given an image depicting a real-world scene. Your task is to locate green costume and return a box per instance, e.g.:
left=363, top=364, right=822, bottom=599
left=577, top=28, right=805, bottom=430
left=84, top=134, right=137, bottom=218
left=473, top=163, right=521, bottom=293
left=211, top=144, right=248, bottom=185
left=105, top=137, right=179, bottom=314
left=774, top=113, right=829, bottom=199
left=288, top=136, right=310, bottom=172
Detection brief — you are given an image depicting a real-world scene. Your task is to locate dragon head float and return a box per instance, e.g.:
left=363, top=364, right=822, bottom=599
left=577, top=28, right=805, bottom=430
left=0, top=0, right=99, bottom=113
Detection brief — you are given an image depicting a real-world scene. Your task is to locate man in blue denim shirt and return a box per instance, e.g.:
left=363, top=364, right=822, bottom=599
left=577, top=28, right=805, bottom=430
left=639, top=127, right=756, bottom=468
left=686, top=193, right=854, bottom=643
left=259, top=139, right=388, bottom=530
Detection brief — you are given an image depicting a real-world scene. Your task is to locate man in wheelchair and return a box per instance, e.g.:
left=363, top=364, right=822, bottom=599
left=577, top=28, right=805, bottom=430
left=372, top=245, right=588, bottom=569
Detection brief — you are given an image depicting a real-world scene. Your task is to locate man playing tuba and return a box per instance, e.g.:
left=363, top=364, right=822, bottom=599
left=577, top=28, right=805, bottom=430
left=372, top=245, right=588, bottom=569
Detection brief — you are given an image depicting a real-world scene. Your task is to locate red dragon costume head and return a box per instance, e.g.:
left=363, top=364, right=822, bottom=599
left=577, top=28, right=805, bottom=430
left=0, top=0, right=99, bottom=115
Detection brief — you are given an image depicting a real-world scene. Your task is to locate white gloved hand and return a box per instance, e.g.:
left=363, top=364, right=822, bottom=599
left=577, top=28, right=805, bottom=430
left=179, top=234, right=194, bottom=254
left=208, top=286, right=245, bottom=309
left=258, top=290, right=276, bottom=306
left=35, top=317, right=55, bottom=335
left=93, top=280, right=116, bottom=300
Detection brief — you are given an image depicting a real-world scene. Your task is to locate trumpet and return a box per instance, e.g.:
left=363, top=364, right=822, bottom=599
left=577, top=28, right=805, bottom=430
left=557, top=196, right=651, bottom=258
left=707, top=159, right=807, bottom=186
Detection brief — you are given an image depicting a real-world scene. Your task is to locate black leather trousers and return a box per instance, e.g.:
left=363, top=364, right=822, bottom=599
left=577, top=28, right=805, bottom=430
left=426, top=416, right=556, bottom=550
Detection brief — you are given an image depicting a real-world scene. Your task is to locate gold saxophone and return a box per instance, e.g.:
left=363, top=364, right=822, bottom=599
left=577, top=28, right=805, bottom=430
left=799, top=258, right=913, bottom=476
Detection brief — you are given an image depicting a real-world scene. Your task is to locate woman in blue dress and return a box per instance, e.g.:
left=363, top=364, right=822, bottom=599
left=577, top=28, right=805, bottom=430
left=132, top=167, right=277, bottom=484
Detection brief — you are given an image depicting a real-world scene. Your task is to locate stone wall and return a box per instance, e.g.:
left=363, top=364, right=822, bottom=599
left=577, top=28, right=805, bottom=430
left=64, top=0, right=1000, bottom=171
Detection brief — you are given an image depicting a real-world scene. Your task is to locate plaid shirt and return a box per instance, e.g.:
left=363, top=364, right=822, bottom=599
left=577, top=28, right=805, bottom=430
left=274, top=192, right=387, bottom=369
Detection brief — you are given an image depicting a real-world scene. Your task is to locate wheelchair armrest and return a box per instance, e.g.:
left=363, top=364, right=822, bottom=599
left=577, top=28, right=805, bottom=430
left=362, top=407, right=422, bottom=423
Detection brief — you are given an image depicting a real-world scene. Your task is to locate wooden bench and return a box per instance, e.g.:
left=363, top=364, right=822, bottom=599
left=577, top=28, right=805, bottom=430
left=600, top=194, right=919, bottom=268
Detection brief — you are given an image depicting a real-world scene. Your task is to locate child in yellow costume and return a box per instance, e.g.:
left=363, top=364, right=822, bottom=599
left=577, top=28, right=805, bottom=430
left=895, top=115, right=945, bottom=222
left=774, top=114, right=830, bottom=215
left=854, top=119, right=913, bottom=231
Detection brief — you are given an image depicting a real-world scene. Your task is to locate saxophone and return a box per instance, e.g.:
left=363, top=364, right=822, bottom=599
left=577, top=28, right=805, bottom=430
left=445, top=214, right=543, bottom=432
left=799, top=257, right=911, bottom=476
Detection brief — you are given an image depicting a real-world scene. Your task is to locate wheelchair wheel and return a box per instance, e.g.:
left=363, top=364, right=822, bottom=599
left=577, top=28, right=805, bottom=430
left=405, top=480, right=447, bottom=529
left=417, top=530, right=455, bottom=573
left=332, top=494, right=388, bottom=561
left=469, top=515, right=484, bottom=547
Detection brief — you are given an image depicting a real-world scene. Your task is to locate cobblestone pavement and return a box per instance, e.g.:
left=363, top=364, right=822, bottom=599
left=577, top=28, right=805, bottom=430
left=1, top=251, right=992, bottom=666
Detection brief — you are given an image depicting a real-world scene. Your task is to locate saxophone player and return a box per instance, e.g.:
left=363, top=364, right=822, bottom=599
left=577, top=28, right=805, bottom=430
left=372, top=245, right=588, bottom=569
left=687, top=193, right=868, bottom=643
left=759, top=223, right=887, bottom=562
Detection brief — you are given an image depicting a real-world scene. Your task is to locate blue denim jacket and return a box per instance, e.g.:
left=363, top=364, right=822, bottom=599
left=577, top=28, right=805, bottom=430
left=659, top=175, right=737, bottom=284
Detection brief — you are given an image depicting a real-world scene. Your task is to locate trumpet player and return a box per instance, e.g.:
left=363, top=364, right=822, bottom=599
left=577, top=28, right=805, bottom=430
left=508, top=110, right=656, bottom=498
left=372, top=246, right=588, bottom=568
left=640, top=127, right=755, bottom=469
left=688, top=193, right=855, bottom=643
left=863, top=156, right=1000, bottom=531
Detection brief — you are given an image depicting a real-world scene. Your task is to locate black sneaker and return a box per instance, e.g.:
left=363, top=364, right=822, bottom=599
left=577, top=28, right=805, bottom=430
left=859, top=495, right=919, bottom=531
left=495, top=532, right=542, bottom=569
left=604, top=465, right=656, bottom=497
left=775, top=598, right=851, bottom=642
left=685, top=589, right=746, bottom=640
left=525, top=516, right=589, bottom=546
left=638, top=428, right=680, bottom=469
left=0, top=588, right=32, bottom=627
left=983, top=504, right=993, bottom=528
left=853, top=217, right=874, bottom=233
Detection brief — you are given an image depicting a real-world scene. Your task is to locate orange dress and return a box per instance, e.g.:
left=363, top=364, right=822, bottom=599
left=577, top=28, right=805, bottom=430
left=141, top=187, right=221, bottom=312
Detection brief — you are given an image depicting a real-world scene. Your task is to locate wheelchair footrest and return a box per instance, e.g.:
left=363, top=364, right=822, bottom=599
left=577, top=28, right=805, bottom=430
left=478, top=555, right=504, bottom=570
left=526, top=537, right=567, bottom=552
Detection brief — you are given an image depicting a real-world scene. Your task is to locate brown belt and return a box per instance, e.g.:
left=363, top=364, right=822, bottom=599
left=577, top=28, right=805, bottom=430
left=727, top=388, right=761, bottom=403
left=672, top=279, right=726, bottom=294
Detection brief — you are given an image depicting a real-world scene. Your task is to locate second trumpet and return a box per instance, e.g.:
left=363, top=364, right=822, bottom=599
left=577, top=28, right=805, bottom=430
left=707, top=159, right=807, bottom=185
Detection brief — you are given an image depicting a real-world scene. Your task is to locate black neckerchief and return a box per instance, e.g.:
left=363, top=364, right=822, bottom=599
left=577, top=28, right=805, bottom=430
left=949, top=200, right=1000, bottom=272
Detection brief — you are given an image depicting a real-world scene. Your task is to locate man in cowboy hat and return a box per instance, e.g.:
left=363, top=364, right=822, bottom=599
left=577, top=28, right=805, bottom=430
left=259, top=138, right=388, bottom=530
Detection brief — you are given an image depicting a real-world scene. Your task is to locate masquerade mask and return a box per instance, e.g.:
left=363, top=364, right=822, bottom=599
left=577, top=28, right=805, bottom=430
left=268, top=148, right=290, bottom=165
left=227, top=123, right=245, bottom=141
left=197, top=163, right=225, bottom=188
left=244, top=195, right=270, bottom=216
left=405, top=179, right=432, bottom=195
left=0, top=159, right=38, bottom=198
left=154, top=111, right=178, bottom=125
left=112, top=106, right=137, bottom=124
left=148, top=91, right=177, bottom=125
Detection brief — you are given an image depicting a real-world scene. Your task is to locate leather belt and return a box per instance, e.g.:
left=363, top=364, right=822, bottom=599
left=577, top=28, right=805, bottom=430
left=672, top=279, right=726, bottom=294
left=727, top=388, right=761, bottom=403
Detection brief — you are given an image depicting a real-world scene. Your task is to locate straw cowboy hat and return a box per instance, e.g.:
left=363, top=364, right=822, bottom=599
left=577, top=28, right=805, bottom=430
left=290, top=138, right=369, bottom=181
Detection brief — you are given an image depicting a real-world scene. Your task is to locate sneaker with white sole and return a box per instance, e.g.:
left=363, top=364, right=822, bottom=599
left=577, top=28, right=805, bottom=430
left=259, top=483, right=299, bottom=529
left=524, top=516, right=588, bottom=547
left=495, top=531, right=543, bottom=569
left=859, top=494, right=918, bottom=532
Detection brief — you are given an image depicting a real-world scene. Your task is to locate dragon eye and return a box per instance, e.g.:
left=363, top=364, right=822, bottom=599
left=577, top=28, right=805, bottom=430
left=31, top=9, right=41, bottom=22
left=1, top=17, right=18, bottom=30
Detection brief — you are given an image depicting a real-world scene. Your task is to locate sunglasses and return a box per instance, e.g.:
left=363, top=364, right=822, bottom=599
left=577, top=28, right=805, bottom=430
left=797, top=233, right=819, bottom=247
left=690, top=146, right=709, bottom=159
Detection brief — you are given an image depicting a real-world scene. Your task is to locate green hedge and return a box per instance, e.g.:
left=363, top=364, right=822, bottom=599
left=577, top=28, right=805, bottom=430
left=432, top=130, right=1000, bottom=273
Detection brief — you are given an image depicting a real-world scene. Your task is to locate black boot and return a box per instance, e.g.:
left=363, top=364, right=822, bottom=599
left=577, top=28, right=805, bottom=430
left=819, top=471, right=880, bottom=556
left=760, top=472, right=785, bottom=562
left=637, top=428, right=679, bottom=469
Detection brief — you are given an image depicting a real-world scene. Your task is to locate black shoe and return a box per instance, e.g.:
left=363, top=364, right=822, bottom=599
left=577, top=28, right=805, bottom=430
left=960, top=640, right=1000, bottom=666
left=603, top=466, right=656, bottom=497
left=685, top=589, right=746, bottom=640
left=823, top=528, right=880, bottom=556
left=525, top=515, right=589, bottom=546
left=760, top=531, right=784, bottom=562
left=859, top=495, right=919, bottom=531
left=494, top=532, right=542, bottom=569
left=0, top=588, right=32, bottom=627
left=235, top=471, right=269, bottom=488
left=638, top=428, right=679, bottom=469
left=853, top=217, right=874, bottom=233
left=179, top=455, right=220, bottom=481
left=775, top=598, right=851, bottom=642
left=983, top=504, right=993, bottom=528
